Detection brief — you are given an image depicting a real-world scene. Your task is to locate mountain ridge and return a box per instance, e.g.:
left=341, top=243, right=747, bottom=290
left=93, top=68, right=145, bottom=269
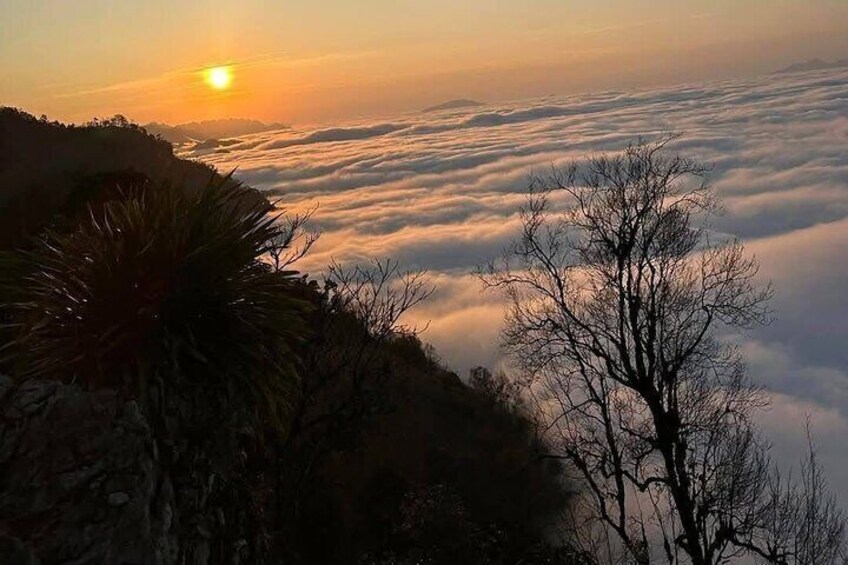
left=143, top=118, right=289, bottom=144
left=422, top=99, right=485, bottom=113
left=775, top=58, right=848, bottom=74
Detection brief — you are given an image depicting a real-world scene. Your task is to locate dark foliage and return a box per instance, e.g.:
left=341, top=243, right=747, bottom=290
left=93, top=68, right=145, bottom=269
left=3, top=175, right=305, bottom=434
left=0, top=146, right=310, bottom=560
left=0, top=111, right=581, bottom=564
left=278, top=322, right=573, bottom=563
left=0, top=107, right=263, bottom=250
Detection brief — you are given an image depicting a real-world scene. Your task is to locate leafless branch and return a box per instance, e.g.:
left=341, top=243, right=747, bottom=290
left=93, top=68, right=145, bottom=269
left=479, top=136, right=841, bottom=565
left=267, top=204, right=320, bottom=271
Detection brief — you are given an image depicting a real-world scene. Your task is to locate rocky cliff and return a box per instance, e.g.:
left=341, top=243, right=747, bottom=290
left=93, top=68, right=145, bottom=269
left=0, top=376, right=176, bottom=564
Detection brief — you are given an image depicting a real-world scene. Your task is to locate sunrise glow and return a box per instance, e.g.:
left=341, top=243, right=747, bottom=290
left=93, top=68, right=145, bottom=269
left=205, top=66, right=233, bottom=90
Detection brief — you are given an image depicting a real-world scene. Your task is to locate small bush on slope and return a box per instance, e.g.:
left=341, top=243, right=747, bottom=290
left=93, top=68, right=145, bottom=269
left=2, top=176, right=306, bottom=434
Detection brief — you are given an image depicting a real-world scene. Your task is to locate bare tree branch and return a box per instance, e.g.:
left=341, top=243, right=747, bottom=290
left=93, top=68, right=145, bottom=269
left=479, top=136, right=843, bottom=565
left=267, top=203, right=320, bottom=271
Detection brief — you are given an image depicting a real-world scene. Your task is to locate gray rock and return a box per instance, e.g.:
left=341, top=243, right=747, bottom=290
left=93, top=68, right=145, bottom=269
left=0, top=379, right=175, bottom=564
left=0, top=378, right=266, bottom=564
left=0, top=534, right=39, bottom=565
left=108, top=491, right=130, bottom=506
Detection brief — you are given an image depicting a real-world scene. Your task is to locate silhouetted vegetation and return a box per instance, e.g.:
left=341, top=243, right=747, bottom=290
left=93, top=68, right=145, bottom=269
left=0, top=109, right=575, bottom=564
left=480, top=136, right=845, bottom=564
left=3, top=175, right=304, bottom=430
left=0, top=107, right=257, bottom=251
left=4, top=110, right=839, bottom=565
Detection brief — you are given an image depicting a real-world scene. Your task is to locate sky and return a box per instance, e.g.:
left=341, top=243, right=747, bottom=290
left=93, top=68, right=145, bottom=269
left=2, top=0, right=848, bottom=125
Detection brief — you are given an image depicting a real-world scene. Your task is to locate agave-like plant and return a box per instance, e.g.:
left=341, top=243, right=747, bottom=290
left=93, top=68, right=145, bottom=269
left=4, top=176, right=306, bottom=433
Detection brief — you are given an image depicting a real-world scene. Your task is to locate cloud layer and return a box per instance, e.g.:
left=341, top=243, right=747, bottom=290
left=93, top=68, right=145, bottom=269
left=194, top=68, right=848, bottom=497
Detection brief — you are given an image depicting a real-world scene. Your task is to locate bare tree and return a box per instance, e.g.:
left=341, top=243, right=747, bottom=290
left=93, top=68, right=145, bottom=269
left=479, top=136, right=844, bottom=565
left=740, top=426, right=846, bottom=565
left=266, top=204, right=320, bottom=272
left=326, top=258, right=434, bottom=338
left=274, top=258, right=435, bottom=548
left=288, top=259, right=434, bottom=440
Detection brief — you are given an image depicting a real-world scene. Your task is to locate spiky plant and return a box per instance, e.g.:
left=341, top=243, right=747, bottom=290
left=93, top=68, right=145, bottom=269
left=4, top=177, right=306, bottom=433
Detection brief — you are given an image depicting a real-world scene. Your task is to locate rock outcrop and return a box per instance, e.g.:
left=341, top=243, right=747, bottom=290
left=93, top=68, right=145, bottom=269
left=0, top=376, right=176, bottom=564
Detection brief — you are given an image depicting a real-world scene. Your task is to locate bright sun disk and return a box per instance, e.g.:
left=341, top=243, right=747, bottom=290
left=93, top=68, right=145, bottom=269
left=205, top=66, right=233, bottom=90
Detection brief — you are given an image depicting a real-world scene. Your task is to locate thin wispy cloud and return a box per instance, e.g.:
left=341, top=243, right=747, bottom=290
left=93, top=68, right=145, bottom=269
left=55, top=50, right=378, bottom=100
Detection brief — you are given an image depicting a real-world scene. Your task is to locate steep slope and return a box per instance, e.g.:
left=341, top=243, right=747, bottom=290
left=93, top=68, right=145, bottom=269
left=0, top=109, right=254, bottom=249
left=0, top=111, right=577, bottom=565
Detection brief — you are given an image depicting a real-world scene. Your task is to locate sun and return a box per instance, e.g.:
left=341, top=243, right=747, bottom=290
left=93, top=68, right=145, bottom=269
left=204, top=66, right=233, bottom=90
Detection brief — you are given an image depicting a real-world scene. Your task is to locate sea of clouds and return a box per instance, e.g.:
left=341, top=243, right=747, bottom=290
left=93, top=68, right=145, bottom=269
left=194, top=68, right=848, bottom=495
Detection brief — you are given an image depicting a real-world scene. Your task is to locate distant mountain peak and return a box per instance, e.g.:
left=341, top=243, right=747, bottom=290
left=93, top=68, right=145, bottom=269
left=422, top=99, right=484, bottom=113
left=775, top=58, right=848, bottom=74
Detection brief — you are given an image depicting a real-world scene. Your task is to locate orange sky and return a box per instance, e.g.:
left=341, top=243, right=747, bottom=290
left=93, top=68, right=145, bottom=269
left=2, top=0, right=847, bottom=125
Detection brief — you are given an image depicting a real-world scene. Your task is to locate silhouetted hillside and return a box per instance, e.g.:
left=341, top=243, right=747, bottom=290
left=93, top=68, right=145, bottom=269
left=286, top=329, right=571, bottom=563
left=0, top=108, right=259, bottom=249
left=0, top=110, right=576, bottom=564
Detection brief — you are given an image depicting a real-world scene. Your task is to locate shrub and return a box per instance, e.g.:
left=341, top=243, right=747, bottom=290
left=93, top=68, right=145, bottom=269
left=3, top=177, right=306, bottom=432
